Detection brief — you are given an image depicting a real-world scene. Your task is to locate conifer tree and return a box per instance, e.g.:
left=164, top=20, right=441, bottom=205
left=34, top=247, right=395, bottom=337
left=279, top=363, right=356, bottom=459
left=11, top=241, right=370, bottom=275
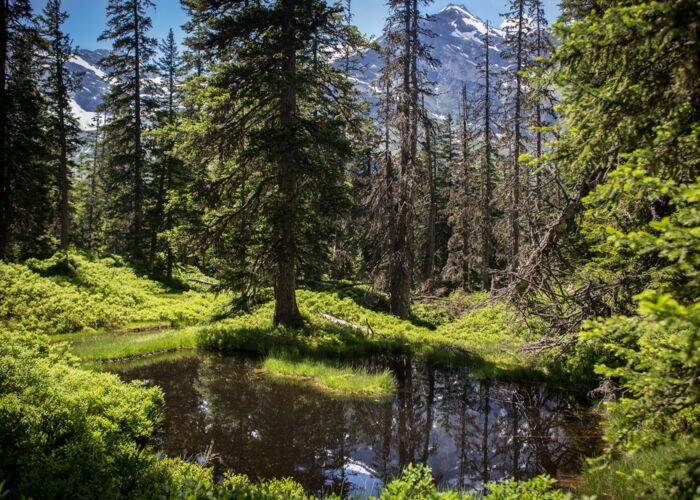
left=501, top=0, right=529, bottom=277
left=419, top=103, right=436, bottom=288
left=149, top=28, right=185, bottom=278
left=382, top=0, right=435, bottom=318
left=98, top=0, right=157, bottom=261
left=478, top=22, right=496, bottom=290
left=1, top=1, right=53, bottom=260
left=180, top=0, right=364, bottom=325
left=39, top=0, right=81, bottom=249
left=444, top=85, right=476, bottom=291
left=525, top=0, right=556, bottom=239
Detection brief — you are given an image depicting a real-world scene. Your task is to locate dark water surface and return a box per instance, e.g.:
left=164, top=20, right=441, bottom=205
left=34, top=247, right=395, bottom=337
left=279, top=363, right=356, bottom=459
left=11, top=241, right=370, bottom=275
left=115, top=353, right=599, bottom=497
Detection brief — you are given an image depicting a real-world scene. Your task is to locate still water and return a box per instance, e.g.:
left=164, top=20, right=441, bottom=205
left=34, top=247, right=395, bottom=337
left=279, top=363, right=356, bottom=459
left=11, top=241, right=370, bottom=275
left=116, top=353, right=599, bottom=497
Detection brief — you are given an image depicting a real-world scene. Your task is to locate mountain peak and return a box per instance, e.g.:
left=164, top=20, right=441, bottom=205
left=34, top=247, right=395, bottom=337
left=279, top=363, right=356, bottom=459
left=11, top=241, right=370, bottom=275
left=437, top=3, right=503, bottom=37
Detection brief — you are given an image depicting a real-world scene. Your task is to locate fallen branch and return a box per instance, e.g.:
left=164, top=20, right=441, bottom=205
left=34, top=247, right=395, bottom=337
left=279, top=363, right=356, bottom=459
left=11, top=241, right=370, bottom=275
left=320, top=313, right=390, bottom=339
left=320, top=313, right=371, bottom=333
left=186, top=277, right=220, bottom=287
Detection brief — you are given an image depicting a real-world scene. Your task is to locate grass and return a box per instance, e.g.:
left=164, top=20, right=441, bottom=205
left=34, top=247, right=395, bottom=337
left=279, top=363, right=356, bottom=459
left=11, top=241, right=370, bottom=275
left=69, top=327, right=199, bottom=361
left=198, top=288, right=543, bottom=379
left=2, top=253, right=547, bottom=380
left=262, top=355, right=396, bottom=398
left=579, top=439, right=700, bottom=499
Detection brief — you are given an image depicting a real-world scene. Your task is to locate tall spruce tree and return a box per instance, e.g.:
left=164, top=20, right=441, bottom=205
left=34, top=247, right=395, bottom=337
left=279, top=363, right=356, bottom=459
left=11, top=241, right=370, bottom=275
left=525, top=0, right=556, bottom=241
left=98, top=0, right=157, bottom=261
left=382, top=0, right=435, bottom=318
left=501, top=0, right=530, bottom=277
left=180, top=0, right=364, bottom=325
left=39, top=0, right=81, bottom=249
left=478, top=22, right=496, bottom=290
left=1, top=1, right=53, bottom=260
left=443, top=85, right=476, bottom=291
left=148, top=28, right=185, bottom=278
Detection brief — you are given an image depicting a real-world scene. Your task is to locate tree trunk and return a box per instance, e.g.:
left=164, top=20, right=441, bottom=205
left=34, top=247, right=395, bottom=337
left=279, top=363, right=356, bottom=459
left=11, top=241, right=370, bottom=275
left=481, top=24, right=493, bottom=290
left=459, top=85, right=471, bottom=291
left=509, top=2, right=524, bottom=277
left=132, top=0, right=144, bottom=260
left=56, top=48, right=70, bottom=249
left=0, top=0, right=9, bottom=258
left=389, top=0, right=415, bottom=319
left=274, top=0, right=302, bottom=326
left=421, top=100, right=436, bottom=287
left=534, top=12, right=543, bottom=237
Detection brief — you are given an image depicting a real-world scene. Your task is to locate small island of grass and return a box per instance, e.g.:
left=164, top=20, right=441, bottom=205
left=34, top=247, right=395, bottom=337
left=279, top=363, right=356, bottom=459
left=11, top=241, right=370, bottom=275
left=262, top=356, right=396, bottom=399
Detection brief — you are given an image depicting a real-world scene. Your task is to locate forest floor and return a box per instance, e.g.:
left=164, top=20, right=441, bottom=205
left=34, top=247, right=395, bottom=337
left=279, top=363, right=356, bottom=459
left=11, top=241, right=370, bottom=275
left=1, top=251, right=553, bottom=387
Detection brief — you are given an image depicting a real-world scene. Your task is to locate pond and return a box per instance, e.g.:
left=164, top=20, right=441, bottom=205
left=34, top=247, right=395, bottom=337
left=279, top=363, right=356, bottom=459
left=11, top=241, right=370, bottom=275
left=115, top=353, right=599, bottom=497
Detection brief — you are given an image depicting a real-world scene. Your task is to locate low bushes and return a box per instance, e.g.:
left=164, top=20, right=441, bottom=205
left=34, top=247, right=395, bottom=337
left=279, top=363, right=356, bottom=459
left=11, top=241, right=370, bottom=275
left=0, top=252, right=228, bottom=335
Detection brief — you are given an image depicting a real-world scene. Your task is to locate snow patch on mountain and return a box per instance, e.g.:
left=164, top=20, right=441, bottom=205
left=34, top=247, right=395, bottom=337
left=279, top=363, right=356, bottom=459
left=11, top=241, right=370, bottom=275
left=69, top=54, right=107, bottom=79
left=70, top=99, right=97, bottom=130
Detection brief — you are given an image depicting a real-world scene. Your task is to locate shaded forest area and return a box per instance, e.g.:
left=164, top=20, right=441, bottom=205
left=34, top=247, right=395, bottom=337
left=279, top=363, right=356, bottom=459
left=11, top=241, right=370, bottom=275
left=1, top=0, right=699, bottom=498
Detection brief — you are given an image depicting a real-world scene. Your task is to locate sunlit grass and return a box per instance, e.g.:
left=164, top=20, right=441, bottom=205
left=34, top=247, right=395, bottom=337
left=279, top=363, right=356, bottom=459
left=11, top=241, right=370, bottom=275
left=69, top=327, right=199, bottom=361
left=263, top=356, right=396, bottom=398
left=198, top=288, right=542, bottom=379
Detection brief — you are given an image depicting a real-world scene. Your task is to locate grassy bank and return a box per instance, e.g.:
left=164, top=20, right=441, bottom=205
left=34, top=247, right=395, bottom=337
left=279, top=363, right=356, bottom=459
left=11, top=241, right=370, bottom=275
left=262, top=356, right=395, bottom=398
left=198, top=288, right=541, bottom=379
left=69, top=327, right=199, bottom=361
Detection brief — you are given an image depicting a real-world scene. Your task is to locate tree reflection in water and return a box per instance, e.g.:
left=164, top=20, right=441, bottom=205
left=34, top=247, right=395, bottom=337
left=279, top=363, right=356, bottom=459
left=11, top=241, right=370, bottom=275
left=118, top=353, right=599, bottom=497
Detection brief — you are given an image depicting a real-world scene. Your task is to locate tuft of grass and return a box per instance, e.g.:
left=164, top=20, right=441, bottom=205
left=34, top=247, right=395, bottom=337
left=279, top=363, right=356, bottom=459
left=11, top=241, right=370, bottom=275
left=69, top=327, right=199, bottom=361
left=262, top=356, right=396, bottom=398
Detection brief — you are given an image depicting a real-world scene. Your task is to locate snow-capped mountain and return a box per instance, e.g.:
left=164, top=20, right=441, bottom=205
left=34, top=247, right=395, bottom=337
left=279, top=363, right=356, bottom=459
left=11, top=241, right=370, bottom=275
left=350, top=3, right=506, bottom=116
left=67, top=4, right=506, bottom=129
left=67, top=48, right=110, bottom=129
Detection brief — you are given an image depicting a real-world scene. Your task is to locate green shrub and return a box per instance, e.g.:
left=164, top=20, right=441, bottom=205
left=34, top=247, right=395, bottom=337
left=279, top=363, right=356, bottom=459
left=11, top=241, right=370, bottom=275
left=485, top=475, right=569, bottom=499
left=0, top=252, right=228, bottom=335
left=0, top=328, right=164, bottom=498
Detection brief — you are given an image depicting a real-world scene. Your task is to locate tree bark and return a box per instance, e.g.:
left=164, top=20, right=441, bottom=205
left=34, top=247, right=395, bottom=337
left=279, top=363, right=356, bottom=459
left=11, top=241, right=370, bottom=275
left=389, top=0, right=415, bottom=319
left=0, top=0, right=9, bottom=258
left=459, top=85, right=471, bottom=291
left=132, top=0, right=144, bottom=260
left=421, top=100, right=436, bottom=287
left=508, top=1, right=524, bottom=277
left=56, top=38, right=69, bottom=249
left=274, top=0, right=302, bottom=326
left=481, top=24, right=493, bottom=290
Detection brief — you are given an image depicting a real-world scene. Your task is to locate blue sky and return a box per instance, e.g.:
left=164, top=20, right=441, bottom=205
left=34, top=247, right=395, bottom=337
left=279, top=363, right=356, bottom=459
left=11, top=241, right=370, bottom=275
left=30, top=0, right=560, bottom=50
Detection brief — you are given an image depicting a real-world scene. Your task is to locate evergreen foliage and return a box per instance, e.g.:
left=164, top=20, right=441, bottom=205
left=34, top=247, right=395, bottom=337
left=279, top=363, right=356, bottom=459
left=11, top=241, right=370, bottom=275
left=38, top=0, right=81, bottom=249
left=178, top=0, right=365, bottom=325
left=98, top=0, right=158, bottom=261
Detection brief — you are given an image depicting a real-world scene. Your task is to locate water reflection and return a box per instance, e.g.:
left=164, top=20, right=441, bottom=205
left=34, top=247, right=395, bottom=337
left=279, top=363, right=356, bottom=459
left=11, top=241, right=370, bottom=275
left=117, top=354, right=598, bottom=497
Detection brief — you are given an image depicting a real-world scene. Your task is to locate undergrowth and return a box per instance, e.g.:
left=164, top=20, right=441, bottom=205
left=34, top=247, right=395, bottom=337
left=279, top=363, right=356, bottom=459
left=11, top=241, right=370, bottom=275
left=0, top=251, right=228, bottom=335
left=199, top=288, right=541, bottom=378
